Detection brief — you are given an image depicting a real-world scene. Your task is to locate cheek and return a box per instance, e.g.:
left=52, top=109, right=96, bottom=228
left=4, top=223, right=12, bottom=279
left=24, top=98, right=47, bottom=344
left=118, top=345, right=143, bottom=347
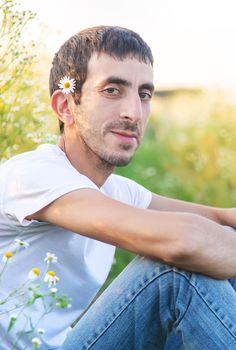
left=142, top=107, right=150, bottom=129
left=76, top=115, right=91, bottom=133
left=89, top=101, right=118, bottom=127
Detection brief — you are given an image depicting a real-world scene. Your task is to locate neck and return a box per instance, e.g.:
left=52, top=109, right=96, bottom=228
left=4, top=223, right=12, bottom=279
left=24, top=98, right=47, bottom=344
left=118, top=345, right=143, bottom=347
left=57, top=136, right=114, bottom=188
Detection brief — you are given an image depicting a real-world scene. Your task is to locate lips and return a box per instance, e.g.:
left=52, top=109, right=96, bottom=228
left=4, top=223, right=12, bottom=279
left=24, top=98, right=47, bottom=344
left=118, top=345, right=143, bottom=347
left=110, top=130, right=139, bottom=144
left=111, top=130, right=138, bottom=139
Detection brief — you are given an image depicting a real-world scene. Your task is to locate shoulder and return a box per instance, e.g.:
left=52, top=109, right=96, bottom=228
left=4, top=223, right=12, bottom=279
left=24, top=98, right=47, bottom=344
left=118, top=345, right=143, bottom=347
left=1, top=144, right=66, bottom=173
left=3, top=144, right=95, bottom=185
left=1, top=144, right=98, bottom=225
left=102, top=173, right=138, bottom=193
left=102, top=174, right=152, bottom=208
left=1, top=143, right=98, bottom=196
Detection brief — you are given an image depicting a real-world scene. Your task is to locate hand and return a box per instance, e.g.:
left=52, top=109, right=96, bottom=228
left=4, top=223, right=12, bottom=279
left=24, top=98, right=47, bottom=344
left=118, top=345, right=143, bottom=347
left=218, top=207, right=236, bottom=229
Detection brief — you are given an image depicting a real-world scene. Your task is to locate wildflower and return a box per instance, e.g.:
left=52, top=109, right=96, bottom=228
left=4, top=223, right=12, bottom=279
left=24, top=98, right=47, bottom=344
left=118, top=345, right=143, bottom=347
left=58, top=76, right=76, bottom=94
left=50, top=287, right=58, bottom=294
left=14, top=238, right=29, bottom=249
left=9, top=314, right=17, bottom=321
left=7, top=313, right=18, bottom=333
left=31, top=337, right=42, bottom=347
left=54, top=294, right=72, bottom=309
left=44, top=252, right=58, bottom=264
left=2, top=251, right=13, bottom=263
left=28, top=267, right=41, bottom=280
left=44, top=271, right=60, bottom=288
left=37, top=327, right=45, bottom=335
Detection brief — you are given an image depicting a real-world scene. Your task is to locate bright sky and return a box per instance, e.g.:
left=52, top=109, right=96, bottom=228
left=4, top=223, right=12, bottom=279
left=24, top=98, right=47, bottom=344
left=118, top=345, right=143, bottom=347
left=21, top=0, right=236, bottom=93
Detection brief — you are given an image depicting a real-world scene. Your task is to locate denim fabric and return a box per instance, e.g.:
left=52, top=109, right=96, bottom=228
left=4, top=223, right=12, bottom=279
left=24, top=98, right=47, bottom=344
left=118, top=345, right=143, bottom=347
left=60, top=256, right=236, bottom=350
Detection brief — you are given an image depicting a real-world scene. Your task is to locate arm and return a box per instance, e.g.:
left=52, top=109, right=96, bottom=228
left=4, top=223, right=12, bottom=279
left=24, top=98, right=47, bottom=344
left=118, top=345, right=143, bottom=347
left=149, top=192, right=236, bottom=227
left=28, top=188, right=236, bottom=279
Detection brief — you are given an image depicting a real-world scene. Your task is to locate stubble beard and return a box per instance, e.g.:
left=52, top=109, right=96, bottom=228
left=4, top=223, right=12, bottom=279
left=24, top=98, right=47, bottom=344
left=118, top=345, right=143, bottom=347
left=80, top=120, right=141, bottom=168
left=100, top=146, right=135, bottom=167
left=86, top=138, right=137, bottom=168
left=101, top=120, right=141, bottom=166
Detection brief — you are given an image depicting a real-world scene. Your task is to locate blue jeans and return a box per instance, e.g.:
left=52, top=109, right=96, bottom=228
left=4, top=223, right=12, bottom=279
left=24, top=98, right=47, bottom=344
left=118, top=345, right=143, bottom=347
left=60, top=256, right=236, bottom=349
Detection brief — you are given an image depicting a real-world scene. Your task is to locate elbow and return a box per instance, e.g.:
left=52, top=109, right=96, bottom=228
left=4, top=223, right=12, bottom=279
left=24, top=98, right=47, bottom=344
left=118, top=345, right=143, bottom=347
left=162, top=241, right=191, bottom=266
left=162, top=227, right=199, bottom=266
left=155, top=215, right=235, bottom=279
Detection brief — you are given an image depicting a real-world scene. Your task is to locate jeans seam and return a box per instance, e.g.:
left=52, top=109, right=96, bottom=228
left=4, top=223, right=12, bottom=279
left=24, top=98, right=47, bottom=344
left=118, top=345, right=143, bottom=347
left=172, top=268, right=177, bottom=316
left=174, top=270, right=236, bottom=340
left=84, top=267, right=174, bottom=349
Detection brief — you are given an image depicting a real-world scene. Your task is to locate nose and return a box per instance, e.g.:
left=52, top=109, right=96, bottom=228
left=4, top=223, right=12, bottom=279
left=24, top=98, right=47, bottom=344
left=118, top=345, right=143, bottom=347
left=119, top=93, right=143, bottom=123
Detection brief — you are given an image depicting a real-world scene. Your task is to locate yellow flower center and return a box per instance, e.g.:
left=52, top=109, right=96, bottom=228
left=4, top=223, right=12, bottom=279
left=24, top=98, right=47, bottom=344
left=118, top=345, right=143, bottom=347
left=5, top=251, right=13, bottom=259
left=64, top=82, right=70, bottom=89
left=47, top=271, right=56, bottom=277
left=31, top=267, right=41, bottom=276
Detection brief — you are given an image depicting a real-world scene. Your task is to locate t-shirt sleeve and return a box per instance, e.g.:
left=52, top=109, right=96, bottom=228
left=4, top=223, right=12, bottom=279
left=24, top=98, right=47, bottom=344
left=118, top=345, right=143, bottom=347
left=4, top=155, right=98, bottom=226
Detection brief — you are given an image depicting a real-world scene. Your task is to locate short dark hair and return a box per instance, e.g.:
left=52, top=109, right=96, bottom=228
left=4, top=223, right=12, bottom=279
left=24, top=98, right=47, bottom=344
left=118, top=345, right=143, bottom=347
left=49, top=25, right=153, bottom=133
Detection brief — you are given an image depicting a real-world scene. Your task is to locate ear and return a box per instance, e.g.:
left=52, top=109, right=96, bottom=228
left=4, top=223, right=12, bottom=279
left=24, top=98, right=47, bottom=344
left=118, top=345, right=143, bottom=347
left=51, top=90, right=75, bottom=127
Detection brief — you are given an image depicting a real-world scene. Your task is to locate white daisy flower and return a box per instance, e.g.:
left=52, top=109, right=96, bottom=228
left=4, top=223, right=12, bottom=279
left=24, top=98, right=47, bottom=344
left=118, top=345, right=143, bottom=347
left=2, top=251, right=13, bottom=263
left=44, top=271, right=60, bottom=288
left=37, top=327, right=45, bottom=335
left=44, top=252, right=58, bottom=264
left=58, top=76, right=76, bottom=94
left=31, top=337, right=42, bottom=347
left=28, top=267, right=41, bottom=280
left=14, top=239, right=29, bottom=249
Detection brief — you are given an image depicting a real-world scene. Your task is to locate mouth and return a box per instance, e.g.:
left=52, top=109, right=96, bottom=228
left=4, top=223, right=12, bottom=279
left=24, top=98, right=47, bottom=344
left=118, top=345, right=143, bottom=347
left=110, top=130, right=139, bottom=143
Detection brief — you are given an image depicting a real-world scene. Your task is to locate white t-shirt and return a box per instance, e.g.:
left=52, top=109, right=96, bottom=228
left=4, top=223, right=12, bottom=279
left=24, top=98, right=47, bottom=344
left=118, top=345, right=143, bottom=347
left=0, top=144, right=152, bottom=349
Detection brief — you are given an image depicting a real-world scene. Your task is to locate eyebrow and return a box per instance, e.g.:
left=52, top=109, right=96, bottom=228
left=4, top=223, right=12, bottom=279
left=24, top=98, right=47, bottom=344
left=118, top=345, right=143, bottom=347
left=99, top=76, right=155, bottom=93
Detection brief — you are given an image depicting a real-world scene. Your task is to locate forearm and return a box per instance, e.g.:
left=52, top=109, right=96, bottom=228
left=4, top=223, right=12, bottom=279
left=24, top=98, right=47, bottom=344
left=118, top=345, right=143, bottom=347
left=149, top=193, right=233, bottom=226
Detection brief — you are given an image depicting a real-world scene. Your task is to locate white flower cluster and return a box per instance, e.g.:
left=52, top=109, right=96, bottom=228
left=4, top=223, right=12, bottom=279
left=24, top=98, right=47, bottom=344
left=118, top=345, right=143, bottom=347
left=0, top=240, right=71, bottom=349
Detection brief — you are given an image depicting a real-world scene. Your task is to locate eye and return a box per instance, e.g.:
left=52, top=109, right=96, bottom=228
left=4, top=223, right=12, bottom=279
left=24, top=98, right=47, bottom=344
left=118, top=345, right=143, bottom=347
left=102, top=87, right=120, bottom=96
left=139, top=91, right=152, bottom=101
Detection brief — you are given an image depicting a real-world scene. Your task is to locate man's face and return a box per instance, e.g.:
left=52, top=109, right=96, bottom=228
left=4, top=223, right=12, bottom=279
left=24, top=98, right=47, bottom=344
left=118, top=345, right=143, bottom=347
left=70, top=53, right=154, bottom=166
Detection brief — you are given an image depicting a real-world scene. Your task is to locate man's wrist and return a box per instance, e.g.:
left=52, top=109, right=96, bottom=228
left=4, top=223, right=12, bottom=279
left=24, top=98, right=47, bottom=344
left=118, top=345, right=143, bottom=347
left=217, top=207, right=234, bottom=227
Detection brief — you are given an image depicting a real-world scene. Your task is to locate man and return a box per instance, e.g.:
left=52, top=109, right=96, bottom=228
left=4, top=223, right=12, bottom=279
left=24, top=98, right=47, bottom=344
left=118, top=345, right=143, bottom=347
left=0, top=26, right=236, bottom=349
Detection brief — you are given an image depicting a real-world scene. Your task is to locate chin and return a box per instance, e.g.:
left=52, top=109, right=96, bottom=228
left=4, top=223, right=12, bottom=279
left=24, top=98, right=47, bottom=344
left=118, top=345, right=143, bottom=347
left=97, top=146, right=135, bottom=167
left=106, top=154, right=133, bottom=167
left=114, top=159, right=131, bottom=167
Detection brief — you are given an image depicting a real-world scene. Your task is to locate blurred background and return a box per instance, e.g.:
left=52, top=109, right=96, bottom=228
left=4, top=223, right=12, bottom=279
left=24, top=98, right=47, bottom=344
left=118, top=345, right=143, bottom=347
left=1, top=0, right=236, bottom=287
